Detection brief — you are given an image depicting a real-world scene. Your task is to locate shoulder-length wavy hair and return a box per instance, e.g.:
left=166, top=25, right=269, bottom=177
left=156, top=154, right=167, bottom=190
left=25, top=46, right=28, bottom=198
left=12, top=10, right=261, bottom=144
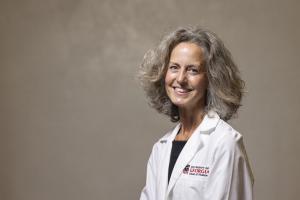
left=138, top=27, right=245, bottom=122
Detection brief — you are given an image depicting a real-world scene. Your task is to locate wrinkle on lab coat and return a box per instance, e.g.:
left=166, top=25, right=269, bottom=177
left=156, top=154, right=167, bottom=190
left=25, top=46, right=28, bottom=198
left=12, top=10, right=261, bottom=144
left=140, top=111, right=254, bottom=200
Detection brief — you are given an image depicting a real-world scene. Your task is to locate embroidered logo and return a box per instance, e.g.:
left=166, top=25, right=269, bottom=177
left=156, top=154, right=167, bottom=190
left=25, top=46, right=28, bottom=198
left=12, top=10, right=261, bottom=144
left=183, top=165, right=210, bottom=177
left=183, top=165, right=190, bottom=174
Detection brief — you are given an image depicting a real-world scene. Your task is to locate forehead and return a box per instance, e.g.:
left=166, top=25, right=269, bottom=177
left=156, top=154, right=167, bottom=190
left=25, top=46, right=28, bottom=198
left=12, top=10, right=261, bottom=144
left=170, top=42, right=204, bottom=63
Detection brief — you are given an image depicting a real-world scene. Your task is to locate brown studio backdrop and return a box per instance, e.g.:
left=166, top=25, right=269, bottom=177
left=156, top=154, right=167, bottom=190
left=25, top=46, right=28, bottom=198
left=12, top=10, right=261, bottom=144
left=0, top=0, right=299, bottom=199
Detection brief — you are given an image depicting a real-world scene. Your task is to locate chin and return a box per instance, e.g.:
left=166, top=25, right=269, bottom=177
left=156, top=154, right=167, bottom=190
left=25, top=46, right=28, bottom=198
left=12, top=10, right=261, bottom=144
left=171, top=97, right=204, bottom=110
left=171, top=101, right=190, bottom=109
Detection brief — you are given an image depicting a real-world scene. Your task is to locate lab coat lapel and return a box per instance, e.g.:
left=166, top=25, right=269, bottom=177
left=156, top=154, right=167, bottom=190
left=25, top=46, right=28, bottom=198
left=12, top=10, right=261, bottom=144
left=166, top=111, right=220, bottom=197
left=159, top=124, right=180, bottom=198
left=166, top=123, right=204, bottom=196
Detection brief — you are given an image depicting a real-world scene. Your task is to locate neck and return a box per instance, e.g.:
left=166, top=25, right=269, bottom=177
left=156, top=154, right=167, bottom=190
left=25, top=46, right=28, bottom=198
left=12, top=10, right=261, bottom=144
left=176, top=106, right=205, bottom=140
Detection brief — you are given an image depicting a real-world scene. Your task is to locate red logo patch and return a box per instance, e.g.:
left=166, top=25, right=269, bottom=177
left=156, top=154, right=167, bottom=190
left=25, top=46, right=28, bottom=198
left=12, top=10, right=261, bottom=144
left=183, top=165, right=210, bottom=176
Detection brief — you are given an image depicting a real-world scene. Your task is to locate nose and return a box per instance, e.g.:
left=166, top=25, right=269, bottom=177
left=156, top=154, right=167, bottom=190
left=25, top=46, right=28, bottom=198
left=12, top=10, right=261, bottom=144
left=176, top=69, right=187, bottom=84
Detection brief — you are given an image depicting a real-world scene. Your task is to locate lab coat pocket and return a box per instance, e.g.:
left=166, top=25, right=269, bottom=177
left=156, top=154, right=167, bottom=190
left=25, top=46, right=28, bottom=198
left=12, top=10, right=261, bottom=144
left=174, top=176, right=207, bottom=199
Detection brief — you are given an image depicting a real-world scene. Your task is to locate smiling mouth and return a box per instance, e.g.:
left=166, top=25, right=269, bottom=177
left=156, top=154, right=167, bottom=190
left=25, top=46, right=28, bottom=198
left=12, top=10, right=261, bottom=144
left=173, top=87, right=192, bottom=95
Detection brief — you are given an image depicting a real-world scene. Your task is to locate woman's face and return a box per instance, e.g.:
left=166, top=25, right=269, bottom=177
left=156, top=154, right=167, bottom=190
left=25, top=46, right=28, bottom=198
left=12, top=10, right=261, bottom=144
left=165, top=42, right=208, bottom=111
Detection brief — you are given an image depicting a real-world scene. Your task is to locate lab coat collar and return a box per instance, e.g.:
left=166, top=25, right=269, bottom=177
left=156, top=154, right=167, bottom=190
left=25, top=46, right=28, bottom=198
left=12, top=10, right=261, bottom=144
left=198, top=110, right=220, bottom=134
left=165, top=110, right=220, bottom=197
left=166, top=110, right=220, bottom=142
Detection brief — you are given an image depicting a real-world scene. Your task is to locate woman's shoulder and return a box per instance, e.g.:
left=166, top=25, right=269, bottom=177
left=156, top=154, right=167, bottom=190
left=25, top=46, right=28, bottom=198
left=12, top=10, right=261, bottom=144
left=150, top=124, right=179, bottom=150
left=146, top=126, right=177, bottom=161
left=212, top=119, right=245, bottom=151
left=157, top=124, right=180, bottom=142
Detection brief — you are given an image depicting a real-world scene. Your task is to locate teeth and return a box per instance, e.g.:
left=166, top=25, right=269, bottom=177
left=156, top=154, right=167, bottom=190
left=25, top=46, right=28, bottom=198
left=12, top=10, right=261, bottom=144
left=174, top=88, right=189, bottom=93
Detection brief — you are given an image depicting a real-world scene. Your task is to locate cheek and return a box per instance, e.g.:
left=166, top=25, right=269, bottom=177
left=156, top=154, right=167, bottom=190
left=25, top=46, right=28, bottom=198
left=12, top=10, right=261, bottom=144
left=164, top=71, right=173, bottom=86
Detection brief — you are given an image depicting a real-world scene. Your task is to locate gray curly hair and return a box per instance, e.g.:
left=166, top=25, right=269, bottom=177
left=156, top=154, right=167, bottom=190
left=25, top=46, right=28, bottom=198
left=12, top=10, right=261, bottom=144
left=138, top=27, right=245, bottom=122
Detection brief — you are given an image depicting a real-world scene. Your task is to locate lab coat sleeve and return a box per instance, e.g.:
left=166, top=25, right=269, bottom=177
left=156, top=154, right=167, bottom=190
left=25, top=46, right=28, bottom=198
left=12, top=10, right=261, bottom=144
left=204, top=135, right=254, bottom=200
left=140, top=144, right=158, bottom=200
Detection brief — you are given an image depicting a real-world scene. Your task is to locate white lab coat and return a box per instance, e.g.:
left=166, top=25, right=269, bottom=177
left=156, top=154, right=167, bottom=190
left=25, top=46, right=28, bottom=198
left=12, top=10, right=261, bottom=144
left=140, top=111, right=254, bottom=200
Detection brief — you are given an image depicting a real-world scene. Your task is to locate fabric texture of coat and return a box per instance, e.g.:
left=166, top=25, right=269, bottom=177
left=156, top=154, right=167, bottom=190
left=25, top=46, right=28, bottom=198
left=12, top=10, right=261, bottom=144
left=140, top=111, right=254, bottom=200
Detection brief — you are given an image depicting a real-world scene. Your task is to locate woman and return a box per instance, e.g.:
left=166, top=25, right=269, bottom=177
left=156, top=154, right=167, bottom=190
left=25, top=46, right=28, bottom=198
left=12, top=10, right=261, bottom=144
left=139, top=27, right=254, bottom=200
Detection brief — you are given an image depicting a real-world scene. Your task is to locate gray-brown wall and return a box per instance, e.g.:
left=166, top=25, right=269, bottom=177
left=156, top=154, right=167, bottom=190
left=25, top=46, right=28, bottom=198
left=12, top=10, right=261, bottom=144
left=1, top=0, right=299, bottom=199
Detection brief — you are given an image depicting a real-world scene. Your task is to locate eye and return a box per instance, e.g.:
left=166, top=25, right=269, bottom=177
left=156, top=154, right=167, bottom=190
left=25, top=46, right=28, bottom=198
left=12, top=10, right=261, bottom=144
left=168, top=65, right=179, bottom=71
left=187, top=66, right=199, bottom=74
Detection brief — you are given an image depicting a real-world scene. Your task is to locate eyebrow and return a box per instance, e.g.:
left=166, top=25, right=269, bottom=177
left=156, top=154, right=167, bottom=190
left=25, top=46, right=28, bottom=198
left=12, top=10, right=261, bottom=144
left=169, top=62, right=202, bottom=68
